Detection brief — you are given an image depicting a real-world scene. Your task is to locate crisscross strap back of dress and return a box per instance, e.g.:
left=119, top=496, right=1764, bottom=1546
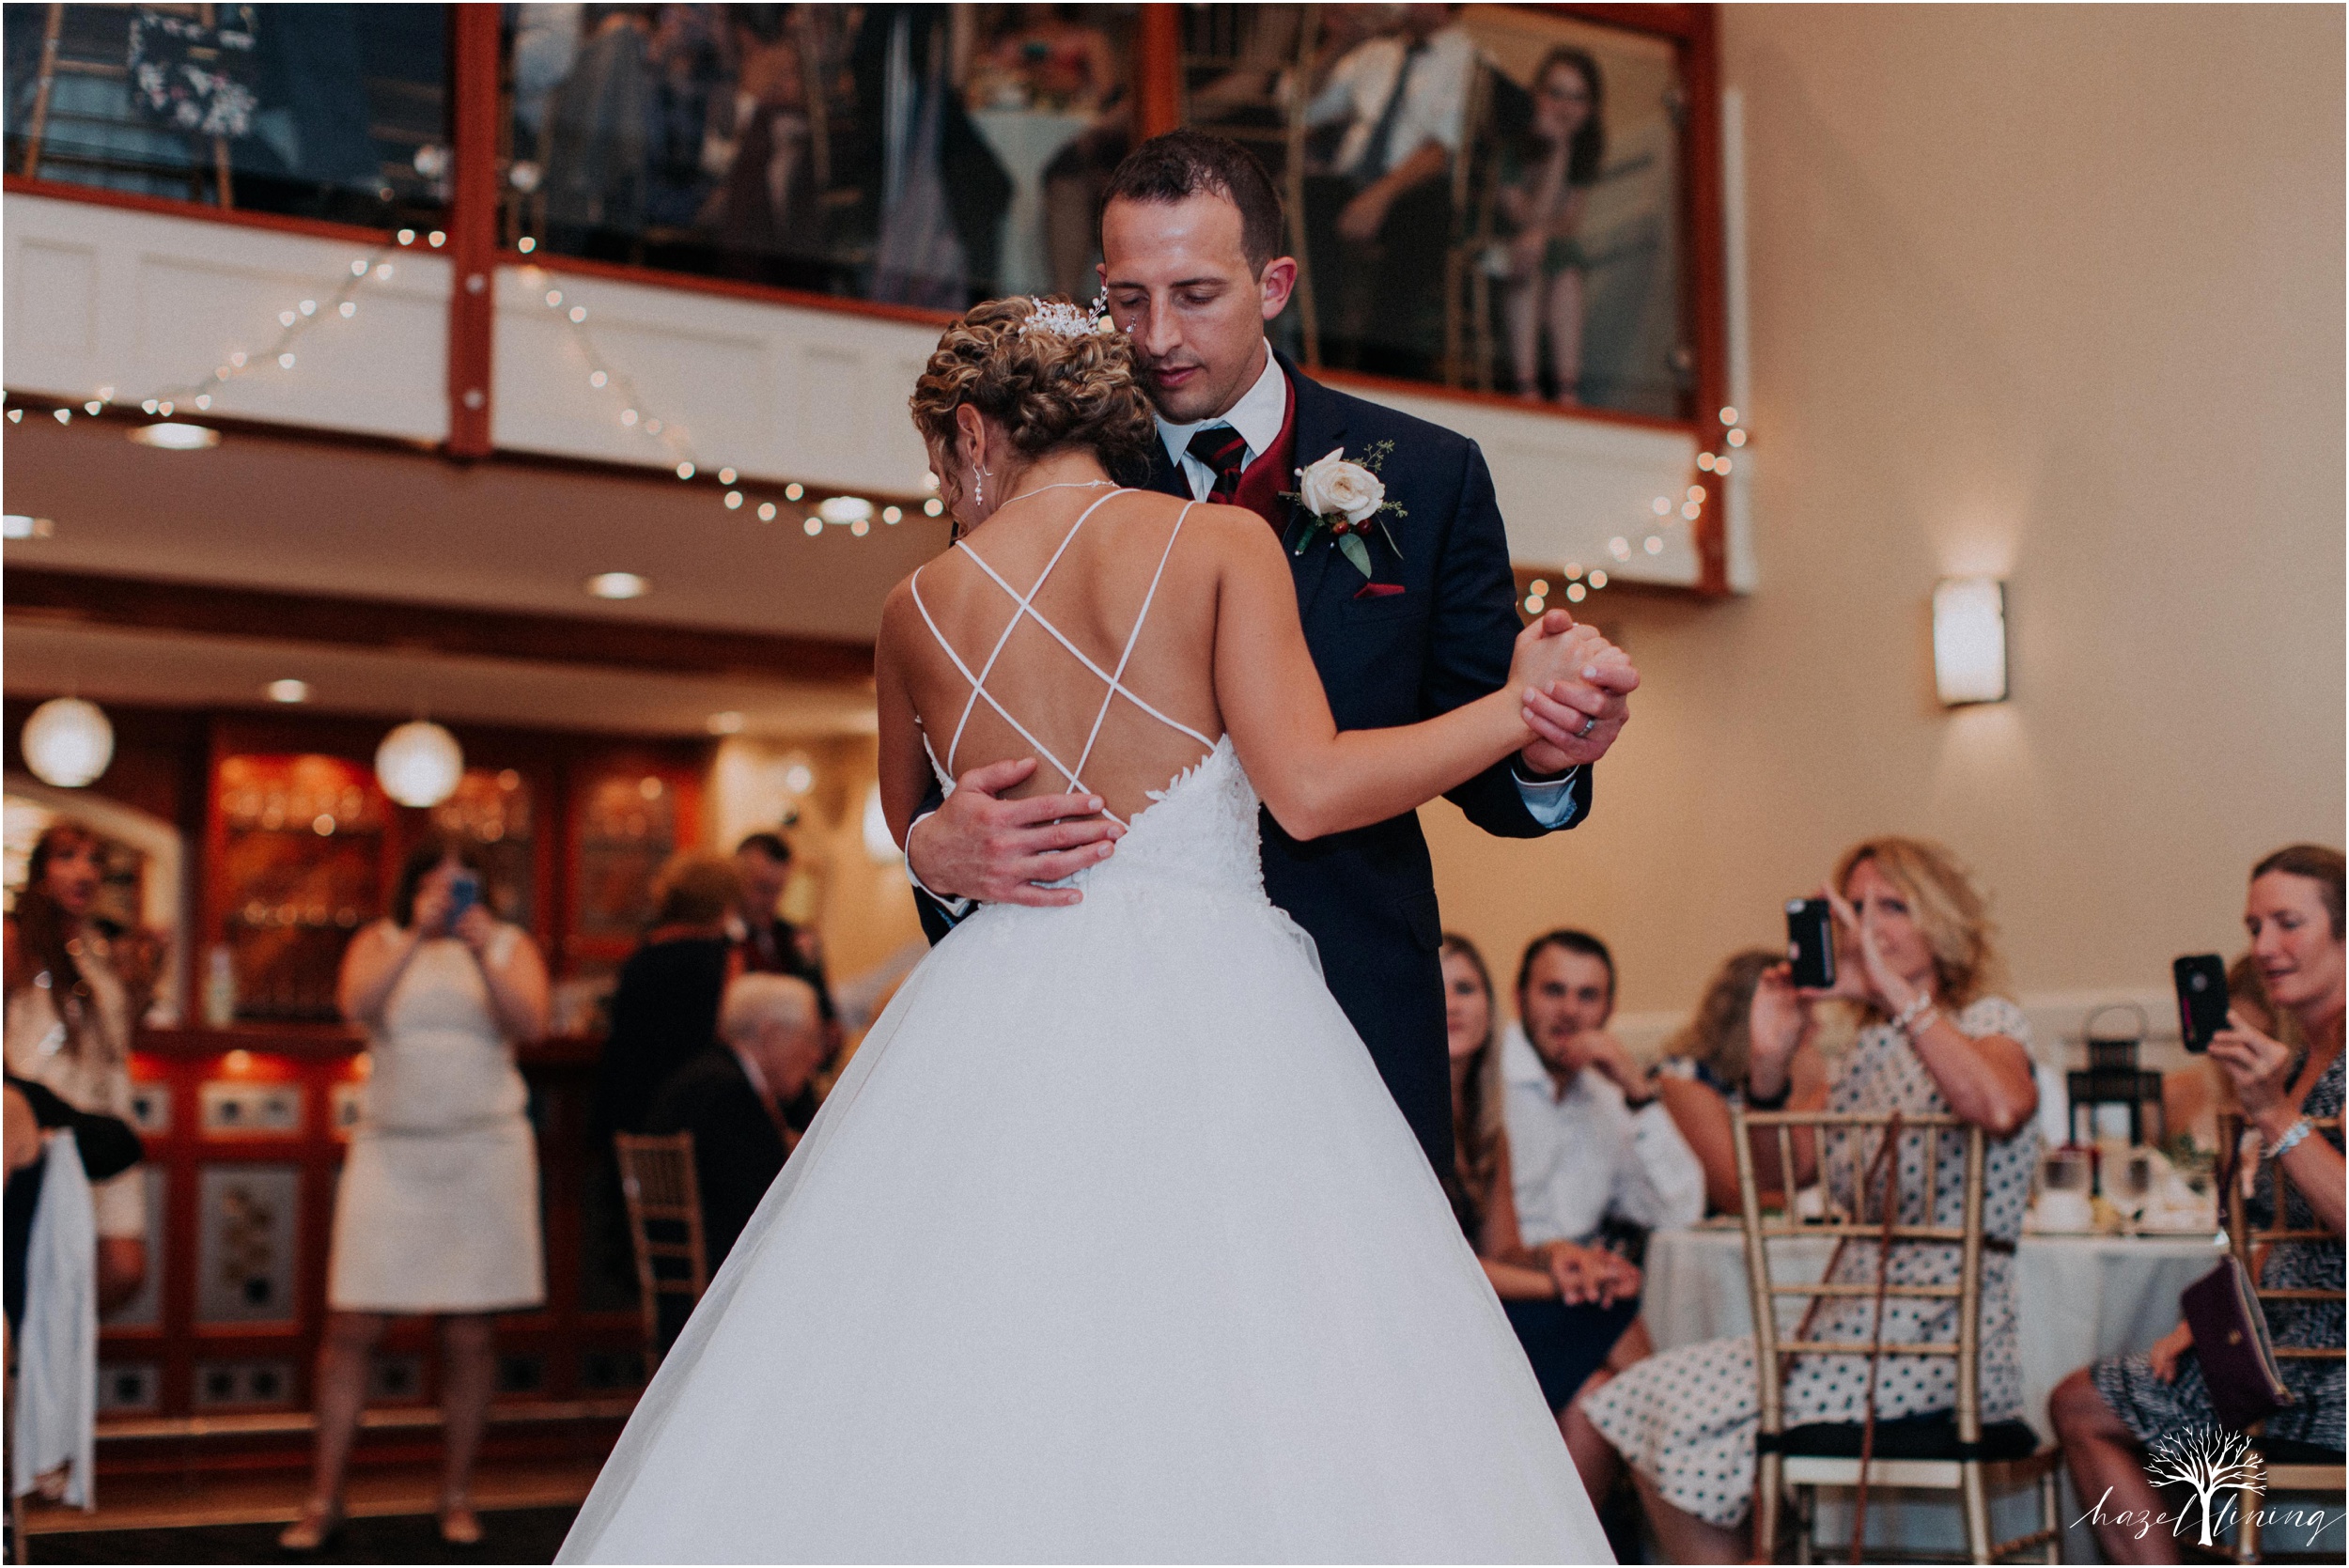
left=908, top=489, right=1216, bottom=826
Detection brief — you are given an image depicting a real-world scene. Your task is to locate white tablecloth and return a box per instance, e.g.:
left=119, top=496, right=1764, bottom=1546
left=970, top=108, right=1094, bottom=298
left=1641, top=1223, right=2226, bottom=1560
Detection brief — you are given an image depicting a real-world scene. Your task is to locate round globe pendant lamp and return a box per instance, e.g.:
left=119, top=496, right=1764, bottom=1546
left=375, top=720, right=463, bottom=808
left=21, top=697, right=115, bottom=787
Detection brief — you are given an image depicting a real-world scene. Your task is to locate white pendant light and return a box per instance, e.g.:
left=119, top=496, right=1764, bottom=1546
left=375, top=720, right=463, bottom=807
left=20, top=696, right=114, bottom=787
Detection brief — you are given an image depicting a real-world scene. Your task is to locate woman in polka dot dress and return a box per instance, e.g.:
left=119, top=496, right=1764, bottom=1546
left=1565, top=838, right=2043, bottom=1561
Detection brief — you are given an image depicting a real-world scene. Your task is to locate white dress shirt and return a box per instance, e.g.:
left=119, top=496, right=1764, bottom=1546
left=1156, top=347, right=1292, bottom=500
left=1500, top=1022, right=1705, bottom=1248
left=1305, top=25, right=1477, bottom=180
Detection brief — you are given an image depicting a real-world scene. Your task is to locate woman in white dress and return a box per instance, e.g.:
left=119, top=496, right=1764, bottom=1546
left=3, top=821, right=162, bottom=1312
left=282, top=839, right=551, bottom=1551
left=560, top=298, right=1627, bottom=1563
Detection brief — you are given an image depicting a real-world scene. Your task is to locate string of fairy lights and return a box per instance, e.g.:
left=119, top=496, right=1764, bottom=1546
left=1519, top=406, right=1750, bottom=617
left=515, top=267, right=941, bottom=537
left=8, top=225, right=1742, bottom=573
left=7, top=225, right=936, bottom=538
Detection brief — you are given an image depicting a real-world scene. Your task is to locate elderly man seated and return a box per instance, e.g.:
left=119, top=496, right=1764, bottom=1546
left=647, top=973, right=830, bottom=1286
left=1502, top=930, right=1705, bottom=1256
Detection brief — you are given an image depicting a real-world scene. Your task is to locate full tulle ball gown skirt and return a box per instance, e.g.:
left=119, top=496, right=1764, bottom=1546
left=559, top=741, right=1611, bottom=1563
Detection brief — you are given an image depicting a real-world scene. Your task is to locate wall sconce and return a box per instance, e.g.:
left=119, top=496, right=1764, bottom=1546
left=1932, top=577, right=2008, bottom=706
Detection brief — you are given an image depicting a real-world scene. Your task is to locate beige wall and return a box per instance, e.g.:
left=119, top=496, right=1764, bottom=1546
left=1424, top=5, right=2346, bottom=1032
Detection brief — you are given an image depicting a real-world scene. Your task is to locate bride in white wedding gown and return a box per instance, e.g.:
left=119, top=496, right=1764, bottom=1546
left=559, top=300, right=1623, bottom=1564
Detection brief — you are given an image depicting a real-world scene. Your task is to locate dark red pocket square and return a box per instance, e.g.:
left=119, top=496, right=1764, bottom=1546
left=1353, top=582, right=1407, bottom=599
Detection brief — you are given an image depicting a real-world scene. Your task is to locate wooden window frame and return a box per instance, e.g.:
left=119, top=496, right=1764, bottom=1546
left=4, top=3, right=1733, bottom=589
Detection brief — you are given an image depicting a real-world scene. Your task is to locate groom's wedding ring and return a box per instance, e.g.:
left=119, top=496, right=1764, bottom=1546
left=1578, top=714, right=1599, bottom=738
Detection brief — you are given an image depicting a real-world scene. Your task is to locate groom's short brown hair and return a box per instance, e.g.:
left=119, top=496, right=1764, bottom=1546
left=1099, top=130, right=1285, bottom=277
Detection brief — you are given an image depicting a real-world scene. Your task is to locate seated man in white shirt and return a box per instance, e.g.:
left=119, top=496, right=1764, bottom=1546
left=1502, top=930, right=1706, bottom=1255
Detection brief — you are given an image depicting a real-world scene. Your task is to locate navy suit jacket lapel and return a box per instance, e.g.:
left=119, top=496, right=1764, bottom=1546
left=1279, top=351, right=1348, bottom=625
left=1143, top=353, right=1349, bottom=617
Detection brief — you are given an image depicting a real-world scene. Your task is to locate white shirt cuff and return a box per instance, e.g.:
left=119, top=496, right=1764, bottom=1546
left=1512, top=765, right=1585, bottom=830
left=902, top=811, right=975, bottom=919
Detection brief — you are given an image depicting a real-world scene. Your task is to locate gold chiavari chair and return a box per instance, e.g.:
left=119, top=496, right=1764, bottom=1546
left=614, top=1130, right=708, bottom=1375
left=1734, top=1108, right=2062, bottom=1564
left=2215, top=1111, right=2344, bottom=1565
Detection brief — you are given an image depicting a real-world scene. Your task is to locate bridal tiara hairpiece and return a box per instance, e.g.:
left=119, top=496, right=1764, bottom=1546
left=1025, top=297, right=1116, bottom=339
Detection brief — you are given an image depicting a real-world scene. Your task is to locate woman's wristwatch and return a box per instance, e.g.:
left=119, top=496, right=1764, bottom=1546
left=1746, top=1072, right=1792, bottom=1111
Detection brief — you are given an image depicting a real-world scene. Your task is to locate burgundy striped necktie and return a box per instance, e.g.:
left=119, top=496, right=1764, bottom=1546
left=1185, top=425, right=1249, bottom=505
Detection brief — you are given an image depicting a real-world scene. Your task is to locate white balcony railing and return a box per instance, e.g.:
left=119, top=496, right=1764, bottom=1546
left=5, top=191, right=1737, bottom=591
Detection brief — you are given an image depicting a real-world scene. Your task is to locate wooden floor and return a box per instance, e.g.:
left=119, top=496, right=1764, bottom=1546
left=18, top=1454, right=604, bottom=1536
left=18, top=1503, right=581, bottom=1565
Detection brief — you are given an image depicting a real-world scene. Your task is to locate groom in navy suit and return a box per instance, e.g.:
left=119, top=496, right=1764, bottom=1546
left=906, top=132, right=1636, bottom=1174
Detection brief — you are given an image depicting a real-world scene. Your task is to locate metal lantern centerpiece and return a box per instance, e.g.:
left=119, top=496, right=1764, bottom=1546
left=2067, top=1002, right=2165, bottom=1147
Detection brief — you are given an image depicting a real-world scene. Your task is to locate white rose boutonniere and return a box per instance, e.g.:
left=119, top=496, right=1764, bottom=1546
left=1281, top=441, right=1407, bottom=579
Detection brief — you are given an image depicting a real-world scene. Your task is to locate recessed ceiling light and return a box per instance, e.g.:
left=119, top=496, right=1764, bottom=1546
left=707, top=711, right=745, bottom=735
left=818, top=495, right=874, bottom=525
left=3, top=515, right=54, bottom=539
left=129, top=422, right=221, bottom=450
left=587, top=571, right=649, bottom=599
left=267, top=679, right=310, bottom=704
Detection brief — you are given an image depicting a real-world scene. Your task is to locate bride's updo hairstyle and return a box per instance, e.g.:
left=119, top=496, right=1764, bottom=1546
left=909, top=296, right=1156, bottom=483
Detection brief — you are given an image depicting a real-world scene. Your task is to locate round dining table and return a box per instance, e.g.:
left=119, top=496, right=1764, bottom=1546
left=1639, top=1221, right=2235, bottom=1560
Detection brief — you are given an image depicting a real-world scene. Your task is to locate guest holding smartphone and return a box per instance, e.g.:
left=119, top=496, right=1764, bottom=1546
left=283, top=839, right=551, bottom=1551
left=1566, top=837, right=2039, bottom=1562
left=2051, top=846, right=2343, bottom=1564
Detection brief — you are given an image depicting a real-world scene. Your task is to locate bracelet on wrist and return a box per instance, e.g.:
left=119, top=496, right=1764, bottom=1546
left=2269, top=1117, right=2316, bottom=1160
left=1746, top=1075, right=1793, bottom=1111
left=1892, top=991, right=1937, bottom=1037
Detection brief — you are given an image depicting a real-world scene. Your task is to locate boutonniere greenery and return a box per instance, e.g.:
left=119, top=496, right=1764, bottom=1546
left=1282, top=442, right=1407, bottom=580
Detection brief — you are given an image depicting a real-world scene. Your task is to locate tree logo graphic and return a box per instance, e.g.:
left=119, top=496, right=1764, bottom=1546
left=2146, top=1426, right=2265, bottom=1547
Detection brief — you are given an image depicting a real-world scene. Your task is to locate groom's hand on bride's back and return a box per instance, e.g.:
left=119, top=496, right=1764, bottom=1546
left=1509, top=610, right=1641, bottom=773
left=905, top=756, right=1126, bottom=908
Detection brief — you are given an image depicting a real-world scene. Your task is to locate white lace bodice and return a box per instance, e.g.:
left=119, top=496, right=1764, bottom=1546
left=930, top=734, right=1267, bottom=908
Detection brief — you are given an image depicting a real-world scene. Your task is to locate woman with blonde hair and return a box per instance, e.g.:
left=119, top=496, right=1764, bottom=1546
left=1564, top=836, right=2042, bottom=1561
left=589, top=853, right=746, bottom=1150
left=558, top=293, right=1626, bottom=1560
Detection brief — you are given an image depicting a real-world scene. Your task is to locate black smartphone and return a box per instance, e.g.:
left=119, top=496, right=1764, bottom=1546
left=2173, top=953, right=2230, bottom=1053
left=1786, top=899, right=1835, bottom=990
left=446, top=871, right=480, bottom=924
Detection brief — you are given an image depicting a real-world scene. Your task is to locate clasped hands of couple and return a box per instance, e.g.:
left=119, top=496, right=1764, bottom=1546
left=908, top=607, right=1638, bottom=907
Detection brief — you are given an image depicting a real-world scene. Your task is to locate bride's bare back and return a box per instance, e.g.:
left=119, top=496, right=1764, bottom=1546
left=878, top=474, right=1595, bottom=856
left=892, top=486, right=1230, bottom=824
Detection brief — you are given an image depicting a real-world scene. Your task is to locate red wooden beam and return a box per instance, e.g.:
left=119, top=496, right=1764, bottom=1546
left=1137, top=5, right=1181, bottom=140
left=445, top=4, right=503, bottom=458
left=1677, top=6, right=1731, bottom=595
